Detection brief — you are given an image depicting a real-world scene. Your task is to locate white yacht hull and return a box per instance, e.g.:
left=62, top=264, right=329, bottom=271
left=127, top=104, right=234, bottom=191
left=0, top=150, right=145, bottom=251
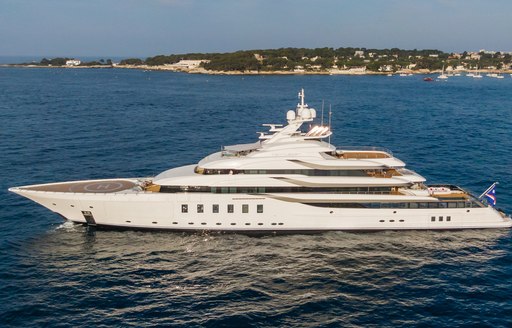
left=9, top=91, right=512, bottom=233
left=10, top=179, right=512, bottom=232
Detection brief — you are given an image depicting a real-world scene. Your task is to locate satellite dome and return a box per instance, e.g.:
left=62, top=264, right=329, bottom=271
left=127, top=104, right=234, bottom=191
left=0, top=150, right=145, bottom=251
left=287, top=110, right=296, bottom=121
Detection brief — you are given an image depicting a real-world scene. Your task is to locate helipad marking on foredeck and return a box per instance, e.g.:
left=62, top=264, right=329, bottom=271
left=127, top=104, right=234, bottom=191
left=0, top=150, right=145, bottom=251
left=21, top=180, right=137, bottom=193
left=83, top=182, right=124, bottom=192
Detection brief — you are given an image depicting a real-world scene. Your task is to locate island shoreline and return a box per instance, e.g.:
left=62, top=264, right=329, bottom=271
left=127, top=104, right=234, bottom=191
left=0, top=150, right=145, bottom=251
left=3, top=64, right=512, bottom=76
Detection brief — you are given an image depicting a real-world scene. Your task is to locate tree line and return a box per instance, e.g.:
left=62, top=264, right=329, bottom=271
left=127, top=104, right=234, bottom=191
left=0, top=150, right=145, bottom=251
left=120, top=47, right=511, bottom=72
left=25, top=47, right=512, bottom=72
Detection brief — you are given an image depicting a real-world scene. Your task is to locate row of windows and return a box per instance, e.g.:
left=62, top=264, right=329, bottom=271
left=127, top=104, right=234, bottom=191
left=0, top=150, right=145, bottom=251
left=431, top=216, right=452, bottom=222
left=195, top=167, right=370, bottom=177
left=170, top=221, right=284, bottom=226
left=160, top=185, right=393, bottom=194
left=379, top=219, right=405, bottom=222
left=303, top=201, right=484, bottom=209
left=182, top=204, right=263, bottom=214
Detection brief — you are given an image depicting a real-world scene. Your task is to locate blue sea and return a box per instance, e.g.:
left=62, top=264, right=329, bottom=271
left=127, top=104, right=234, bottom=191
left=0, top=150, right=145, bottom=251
left=1, top=67, right=511, bottom=327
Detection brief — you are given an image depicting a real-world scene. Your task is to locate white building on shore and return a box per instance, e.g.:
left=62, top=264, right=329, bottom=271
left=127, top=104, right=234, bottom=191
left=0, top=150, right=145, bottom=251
left=65, top=59, right=81, bottom=66
left=167, top=59, right=209, bottom=69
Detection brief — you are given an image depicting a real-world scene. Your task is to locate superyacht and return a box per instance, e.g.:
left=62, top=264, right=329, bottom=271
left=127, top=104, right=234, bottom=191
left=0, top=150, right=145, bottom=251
left=9, top=90, right=512, bottom=232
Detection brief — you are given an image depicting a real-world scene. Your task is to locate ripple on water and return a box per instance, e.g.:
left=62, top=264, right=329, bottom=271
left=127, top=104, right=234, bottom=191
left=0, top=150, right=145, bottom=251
left=1, top=70, right=512, bottom=327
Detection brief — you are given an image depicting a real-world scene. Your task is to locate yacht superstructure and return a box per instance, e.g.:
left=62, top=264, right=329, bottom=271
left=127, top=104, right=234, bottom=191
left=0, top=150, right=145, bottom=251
left=9, top=90, right=512, bottom=232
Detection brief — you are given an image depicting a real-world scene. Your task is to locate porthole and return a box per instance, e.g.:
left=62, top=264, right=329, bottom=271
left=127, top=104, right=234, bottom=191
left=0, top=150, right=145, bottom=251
left=152, top=221, right=157, bottom=224
left=52, top=203, right=56, bottom=206
left=216, top=222, right=221, bottom=225
left=431, top=216, right=435, bottom=222
left=126, top=220, right=131, bottom=223
left=439, top=216, right=443, bottom=222
left=393, top=211, right=397, bottom=214
left=399, top=219, right=404, bottom=222
left=89, top=206, right=94, bottom=209
left=389, top=220, right=395, bottom=222
left=70, top=205, right=75, bottom=207
left=257, top=223, right=263, bottom=226
left=172, top=222, right=178, bottom=225
left=278, top=223, right=283, bottom=225
left=447, top=216, right=451, bottom=222
left=271, top=223, right=277, bottom=225
left=245, top=223, right=251, bottom=226
left=230, top=223, right=236, bottom=226
left=201, top=222, right=206, bottom=225
left=188, top=222, right=194, bottom=225
left=379, top=219, right=385, bottom=222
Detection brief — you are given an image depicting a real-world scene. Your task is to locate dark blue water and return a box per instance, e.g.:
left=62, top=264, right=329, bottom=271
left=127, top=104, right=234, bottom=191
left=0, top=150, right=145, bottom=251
left=1, top=68, right=511, bottom=327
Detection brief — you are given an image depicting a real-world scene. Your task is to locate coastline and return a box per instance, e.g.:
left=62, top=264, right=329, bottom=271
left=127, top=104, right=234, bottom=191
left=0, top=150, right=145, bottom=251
left=2, top=63, right=512, bottom=75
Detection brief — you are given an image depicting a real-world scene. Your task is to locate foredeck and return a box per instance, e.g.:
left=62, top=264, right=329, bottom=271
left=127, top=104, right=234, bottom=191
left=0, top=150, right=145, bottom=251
left=20, top=180, right=138, bottom=193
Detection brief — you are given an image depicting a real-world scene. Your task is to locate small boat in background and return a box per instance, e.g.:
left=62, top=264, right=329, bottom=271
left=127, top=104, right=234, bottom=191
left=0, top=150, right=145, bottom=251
left=423, top=77, right=433, bottom=82
left=438, top=65, right=448, bottom=79
left=473, top=67, right=482, bottom=78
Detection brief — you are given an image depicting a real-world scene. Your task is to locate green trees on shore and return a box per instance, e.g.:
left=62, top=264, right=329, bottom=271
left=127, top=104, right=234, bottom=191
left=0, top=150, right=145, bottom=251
left=35, top=57, right=114, bottom=67
left=40, top=57, right=69, bottom=66
left=25, top=47, right=512, bottom=72
left=119, top=58, right=144, bottom=66
left=203, top=52, right=261, bottom=71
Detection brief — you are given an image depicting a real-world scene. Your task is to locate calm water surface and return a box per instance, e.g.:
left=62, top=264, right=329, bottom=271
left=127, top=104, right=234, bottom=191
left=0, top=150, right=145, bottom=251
left=1, top=68, right=511, bottom=327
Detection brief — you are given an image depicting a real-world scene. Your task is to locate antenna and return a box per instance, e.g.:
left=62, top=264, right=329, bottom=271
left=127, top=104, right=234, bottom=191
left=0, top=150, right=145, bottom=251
left=328, top=104, right=332, bottom=145
left=298, top=88, right=305, bottom=108
left=321, top=100, right=324, bottom=126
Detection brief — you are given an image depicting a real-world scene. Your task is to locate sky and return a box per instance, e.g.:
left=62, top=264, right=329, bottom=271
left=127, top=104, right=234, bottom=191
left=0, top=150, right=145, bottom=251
left=1, top=0, right=511, bottom=58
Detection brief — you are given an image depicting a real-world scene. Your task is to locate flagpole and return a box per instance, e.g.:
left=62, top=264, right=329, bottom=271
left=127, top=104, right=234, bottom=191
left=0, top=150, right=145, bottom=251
left=478, top=181, right=499, bottom=199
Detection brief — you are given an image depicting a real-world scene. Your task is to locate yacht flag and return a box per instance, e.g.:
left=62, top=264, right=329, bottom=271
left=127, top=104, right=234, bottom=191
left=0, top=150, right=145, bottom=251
left=479, top=182, right=498, bottom=206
